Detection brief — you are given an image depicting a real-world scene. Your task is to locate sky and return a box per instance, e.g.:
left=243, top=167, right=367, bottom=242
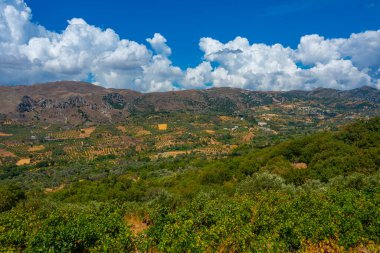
left=0, top=0, right=379, bottom=92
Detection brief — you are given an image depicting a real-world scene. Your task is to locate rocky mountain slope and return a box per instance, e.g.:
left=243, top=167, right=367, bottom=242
left=0, top=81, right=379, bottom=125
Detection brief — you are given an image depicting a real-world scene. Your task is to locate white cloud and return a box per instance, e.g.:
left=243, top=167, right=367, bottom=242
left=340, top=30, right=380, bottom=69
left=0, top=0, right=379, bottom=91
left=139, top=55, right=182, bottom=92
left=296, top=30, right=380, bottom=70
left=296, top=35, right=343, bottom=65
left=193, top=32, right=378, bottom=91
left=0, top=0, right=47, bottom=44
left=146, top=33, right=172, bottom=57
left=0, top=0, right=178, bottom=91
left=183, top=61, right=212, bottom=89
left=211, top=67, right=248, bottom=88
left=303, top=60, right=372, bottom=90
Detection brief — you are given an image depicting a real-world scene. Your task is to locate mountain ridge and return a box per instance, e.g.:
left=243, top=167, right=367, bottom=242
left=0, top=81, right=379, bottom=125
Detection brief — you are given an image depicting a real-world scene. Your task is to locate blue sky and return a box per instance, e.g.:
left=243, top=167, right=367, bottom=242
left=0, top=0, right=379, bottom=91
left=26, top=0, right=380, bottom=68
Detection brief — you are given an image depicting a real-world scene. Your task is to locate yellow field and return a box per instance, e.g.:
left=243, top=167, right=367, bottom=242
left=28, top=145, right=45, bottom=152
left=0, top=132, right=13, bottom=137
left=158, top=124, right=168, bottom=131
left=204, top=130, right=215, bottom=134
left=16, top=158, right=30, bottom=166
left=219, top=116, right=234, bottom=121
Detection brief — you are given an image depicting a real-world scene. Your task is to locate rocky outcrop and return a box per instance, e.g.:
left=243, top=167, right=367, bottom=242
left=17, top=96, right=36, bottom=113
left=103, top=93, right=126, bottom=109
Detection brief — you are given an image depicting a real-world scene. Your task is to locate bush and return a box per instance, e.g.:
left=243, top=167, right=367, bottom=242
left=236, top=172, right=293, bottom=195
left=0, top=184, right=25, bottom=212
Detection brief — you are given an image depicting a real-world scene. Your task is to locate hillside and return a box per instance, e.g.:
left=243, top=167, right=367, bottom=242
left=0, top=81, right=379, bottom=125
left=0, top=118, right=379, bottom=252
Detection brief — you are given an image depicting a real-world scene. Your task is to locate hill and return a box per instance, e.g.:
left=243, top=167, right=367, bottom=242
left=0, top=118, right=379, bottom=252
left=0, top=81, right=379, bottom=125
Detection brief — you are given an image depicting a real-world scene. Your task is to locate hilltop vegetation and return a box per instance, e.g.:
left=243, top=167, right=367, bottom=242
left=237, top=117, right=380, bottom=184
left=0, top=117, right=379, bottom=252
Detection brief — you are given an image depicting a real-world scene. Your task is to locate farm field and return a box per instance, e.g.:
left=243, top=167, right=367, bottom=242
left=0, top=112, right=379, bottom=252
left=1, top=106, right=370, bottom=166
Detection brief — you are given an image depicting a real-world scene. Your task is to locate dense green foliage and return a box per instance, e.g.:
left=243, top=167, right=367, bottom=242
left=237, top=117, right=380, bottom=184
left=0, top=118, right=379, bottom=252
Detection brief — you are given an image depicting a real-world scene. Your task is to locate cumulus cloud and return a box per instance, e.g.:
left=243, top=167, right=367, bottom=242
left=340, top=30, right=380, bottom=69
left=296, top=35, right=343, bottom=65
left=0, top=0, right=178, bottom=91
left=0, top=0, right=379, bottom=91
left=191, top=31, right=380, bottom=91
left=146, top=33, right=172, bottom=57
left=183, top=62, right=212, bottom=89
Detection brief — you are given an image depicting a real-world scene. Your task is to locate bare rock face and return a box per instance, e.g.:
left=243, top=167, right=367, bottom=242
left=68, top=96, right=87, bottom=107
left=0, top=81, right=379, bottom=125
left=57, top=96, right=87, bottom=109
left=17, top=96, right=36, bottom=113
left=37, top=98, right=54, bottom=109
left=103, top=93, right=126, bottom=109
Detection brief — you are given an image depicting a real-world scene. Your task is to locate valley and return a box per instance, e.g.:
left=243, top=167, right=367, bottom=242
left=0, top=82, right=379, bottom=252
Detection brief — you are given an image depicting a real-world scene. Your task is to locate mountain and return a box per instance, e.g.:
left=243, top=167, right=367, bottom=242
left=0, top=81, right=379, bottom=125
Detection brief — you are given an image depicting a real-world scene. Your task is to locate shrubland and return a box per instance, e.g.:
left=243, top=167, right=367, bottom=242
left=0, top=118, right=379, bottom=252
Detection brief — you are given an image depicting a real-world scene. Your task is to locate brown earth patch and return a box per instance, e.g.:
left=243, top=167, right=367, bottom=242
left=125, top=215, right=149, bottom=235
left=242, top=132, right=255, bottom=143
left=302, top=239, right=379, bottom=253
left=79, top=127, right=96, bottom=138
left=293, top=162, right=308, bottom=169
left=0, top=148, right=16, bottom=157
left=45, top=184, right=65, bottom=193
left=117, top=125, right=127, bottom=133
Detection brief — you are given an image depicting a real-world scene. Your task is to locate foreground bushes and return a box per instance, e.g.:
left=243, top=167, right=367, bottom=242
left=0, top=118, right=379, bottom=252
left=0, top=203, right=135, bottom=252
left=145, top=172, right=380, bottom=252
left=0, top=173, right=378, bottom=252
